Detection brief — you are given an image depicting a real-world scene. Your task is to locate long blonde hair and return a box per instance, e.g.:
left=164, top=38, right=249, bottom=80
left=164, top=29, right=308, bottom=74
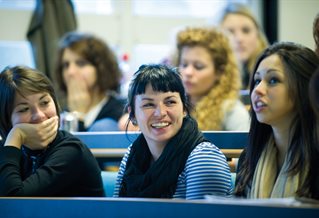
left=177, top=27, right=241, bottom=130
left=220, top=3, right=269, bottom=86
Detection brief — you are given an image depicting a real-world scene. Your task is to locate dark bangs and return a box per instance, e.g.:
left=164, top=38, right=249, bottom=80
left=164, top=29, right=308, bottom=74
left=131, top=65, right=184, bottom=95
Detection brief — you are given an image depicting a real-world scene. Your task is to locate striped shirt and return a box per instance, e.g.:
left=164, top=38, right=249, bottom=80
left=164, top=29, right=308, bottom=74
left=113, top=141, right=232, bottom=200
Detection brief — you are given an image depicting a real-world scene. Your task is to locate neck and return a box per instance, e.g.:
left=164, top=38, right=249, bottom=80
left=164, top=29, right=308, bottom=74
left=89, top=90, right=107, bottom=110
left=147, top=142, right=167, bottom=162
left=272, top=125, right=291, bottom=169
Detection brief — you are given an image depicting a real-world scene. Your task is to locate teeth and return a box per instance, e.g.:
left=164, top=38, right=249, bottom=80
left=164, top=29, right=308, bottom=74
left=151, top=122, right=169, bottom=128
left=256, top=101, right=265, bottom=107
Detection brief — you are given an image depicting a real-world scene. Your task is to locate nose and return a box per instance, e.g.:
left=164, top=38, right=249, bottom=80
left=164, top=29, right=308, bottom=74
left=181, top=65, right=194, bottom=77
left=253, top=80, right=266, bottom=96
left=233, top=31, right=244, bottom=44
left=31, top=107, right=46, bottom=123
left=153, top=103, right=167, bottom=117
left=64, top=62, right=78, bottom=77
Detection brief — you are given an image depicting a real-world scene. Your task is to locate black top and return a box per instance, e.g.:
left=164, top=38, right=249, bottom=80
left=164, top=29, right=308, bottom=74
left=78, top=95, right=126, bottom=131
left=0, top=130, right=105, bottom=197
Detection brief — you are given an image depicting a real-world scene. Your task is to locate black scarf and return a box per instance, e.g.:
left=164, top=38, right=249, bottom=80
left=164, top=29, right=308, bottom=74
left=119, top=116, right=207, bottom=198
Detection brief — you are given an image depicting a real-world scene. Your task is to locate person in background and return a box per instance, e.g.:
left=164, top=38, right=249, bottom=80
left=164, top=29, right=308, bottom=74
left=113, top=64, right=232, bottom=199
left=0, top=66, right=104, bottom=197
left=220, top=3, right=269, bottom=90
left=55, top=31, right=125, bottom=131
left=235, top=42, right=319, bottom=199
left=177, top=27, right=250, bottom=131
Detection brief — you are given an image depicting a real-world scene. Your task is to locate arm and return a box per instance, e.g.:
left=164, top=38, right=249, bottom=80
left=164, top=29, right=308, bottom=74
left=113, top=145, right=132, bottom=197
left=184, top=142, right=232, bottom=200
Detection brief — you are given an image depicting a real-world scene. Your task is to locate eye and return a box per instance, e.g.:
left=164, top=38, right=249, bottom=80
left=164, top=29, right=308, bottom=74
left=242, top=27, right=252, bottom=34
left=269, top=77, right=280, bottom=85
left=141, top=102, right=154, bottom=108
left=165, top=100, right=177, bottom=106
left=17, top=107, right=29, bottom=113
left=179, top=62, right=188, bottom=69
left=40, top=100, right=50, bottom=107
left=253, top=78, right=261, bottom=87
left=194, top=63, right=205, bottom=71
left=62, top=61, right=69, bottom=70
left=76, top=59, right=89, bottom=67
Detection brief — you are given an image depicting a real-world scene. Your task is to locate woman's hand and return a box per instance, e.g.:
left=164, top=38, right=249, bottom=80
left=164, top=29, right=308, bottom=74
left=4, top=116, right=59, bottom=150
left=66, top=76, right=91, bottom=115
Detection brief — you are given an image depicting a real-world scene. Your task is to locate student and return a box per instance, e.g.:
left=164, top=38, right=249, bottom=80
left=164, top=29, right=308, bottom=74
left=235, top=42, right=319, bottom=199
left=177, top=27, right=250, bottom=131
left=55, top=31, right=125, bottom=131
left=220, top=3, right=269, bottom=89
left=0, top=66, right=104, bottom=197
left=113, top=64, right=232, bottom=200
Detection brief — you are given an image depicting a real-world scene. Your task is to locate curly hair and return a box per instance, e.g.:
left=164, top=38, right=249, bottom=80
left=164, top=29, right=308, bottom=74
left=176, top=27, right=241, bottom=130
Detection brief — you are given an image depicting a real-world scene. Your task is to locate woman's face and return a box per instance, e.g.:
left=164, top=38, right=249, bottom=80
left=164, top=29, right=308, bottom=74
left=251, top=54, right=296, bottom=127
left=222, top=13, right=259, bottom=63
left=133, top=84, right=185, bottom=148
left=179, top=46, right=218, bottom=101
left=11, top=92, right=57, bottom=125
left=61, top=48, right=97, bottom=91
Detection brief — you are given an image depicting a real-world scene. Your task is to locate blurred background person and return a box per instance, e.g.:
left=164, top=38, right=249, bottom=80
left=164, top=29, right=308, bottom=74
left=55, top=32, right=125, bottom=131
left=177, top=26, right=250, bottom=131
left=220, top=3, right=269, bottom=90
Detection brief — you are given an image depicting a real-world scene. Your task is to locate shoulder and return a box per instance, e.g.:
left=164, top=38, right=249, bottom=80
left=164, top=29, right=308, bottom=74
left=106, top=95, right=126, bottom=108
left=49, top=131, right=89, bottom=154
left=188, top=141, right=227, bottom=163
left=222, top=100, right=250, bottom=131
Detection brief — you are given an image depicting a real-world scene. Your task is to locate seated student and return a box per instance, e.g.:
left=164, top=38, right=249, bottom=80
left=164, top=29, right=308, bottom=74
left=113, top=64, right=232, bottom=200
left=235, top=42, right=319, bottom=199
left=176, top=27, right=250, bottom=131
left=55, top=31, right=125, bottom=131
left=0, top=66, right=104, bottom=197
left=219, top=3, right=269, bottom=90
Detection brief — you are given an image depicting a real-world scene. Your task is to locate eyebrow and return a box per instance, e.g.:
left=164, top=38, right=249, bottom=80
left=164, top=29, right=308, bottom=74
left=140, top=95, right=178, bottom=101
left=255, top=68, right=279, bottom=76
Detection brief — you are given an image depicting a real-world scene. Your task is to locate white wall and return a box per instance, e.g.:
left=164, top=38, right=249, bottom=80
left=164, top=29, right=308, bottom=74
left=0, top=0, right=318, bottom=67
left=278, top=0, right=319, bottom=50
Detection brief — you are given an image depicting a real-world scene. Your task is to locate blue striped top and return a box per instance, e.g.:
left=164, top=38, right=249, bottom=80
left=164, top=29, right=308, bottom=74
left=113, top=141, right=232, bottom=200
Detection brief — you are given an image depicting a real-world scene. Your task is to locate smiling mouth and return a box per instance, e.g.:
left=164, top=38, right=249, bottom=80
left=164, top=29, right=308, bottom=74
left=151, top=122, right=170, bottom=128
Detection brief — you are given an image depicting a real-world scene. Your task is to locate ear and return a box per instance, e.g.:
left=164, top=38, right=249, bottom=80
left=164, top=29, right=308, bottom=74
left=128, top=106, right=138, bottom=126
left=183, top=110, right=187, bottom=118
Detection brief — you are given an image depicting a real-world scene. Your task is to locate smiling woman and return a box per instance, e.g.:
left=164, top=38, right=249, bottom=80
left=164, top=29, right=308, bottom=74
left=0, top=65, right=104, bottom=197
left=113, top=64, right=232, bottom=200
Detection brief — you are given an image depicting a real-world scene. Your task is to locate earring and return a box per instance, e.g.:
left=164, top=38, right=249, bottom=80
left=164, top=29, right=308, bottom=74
left=131, top=118, right=137, bottom=126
